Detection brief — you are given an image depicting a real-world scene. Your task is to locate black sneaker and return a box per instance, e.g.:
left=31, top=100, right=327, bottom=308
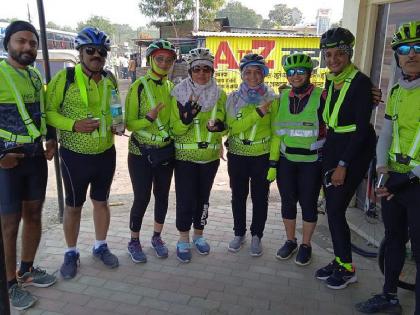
left=275, top=239, right=297, bottom=260
left=355, top=294, right=402, bottom=314
left=326, top=266, right=357, bottom=289
left=294, top=244, right=312, bottom=266
left=315, top=259, right=339, bottom=280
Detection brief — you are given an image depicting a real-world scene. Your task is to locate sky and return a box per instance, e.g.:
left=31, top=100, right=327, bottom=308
left=1, top=0, right=344, bottom=30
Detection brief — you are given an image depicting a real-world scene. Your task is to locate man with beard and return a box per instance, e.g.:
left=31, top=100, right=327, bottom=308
left=0, top=21, right=57, bottom=311
left=46, top=27, right=120, bottom=280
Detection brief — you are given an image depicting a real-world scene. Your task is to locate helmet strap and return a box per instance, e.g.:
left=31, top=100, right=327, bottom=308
left=80, top=55, right=103, bottom=81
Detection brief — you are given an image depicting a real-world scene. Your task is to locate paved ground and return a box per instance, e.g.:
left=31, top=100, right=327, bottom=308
left=9, top=79, right=415, bottom=314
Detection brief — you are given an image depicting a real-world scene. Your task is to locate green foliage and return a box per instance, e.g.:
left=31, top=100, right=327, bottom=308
left=77, top=15, right=115, bottom=36
left=46, top=21, right=75, bottom=32
left=268, top=4, right=303, bottom=26
left=139, top=0, right=194, bottom=22
left=216, top=1, right=262, bottom=28
left=199, top=0, right=225, bottom=20
left=261, top=19, right=275, bottom=29
left=138, top=0, right=224, bottom=23
left=0, top=18, right=19, bottom=23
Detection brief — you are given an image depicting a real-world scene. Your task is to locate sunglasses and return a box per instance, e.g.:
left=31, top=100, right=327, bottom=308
left=84, top=46, right=108, bottom=58
left=154, top=55, right=175, bottom=64
left=191, top=66, right=213, bottom=74
left=286, top=68, right=308, bottom=77
left=396, top=44, right=420, bottom=55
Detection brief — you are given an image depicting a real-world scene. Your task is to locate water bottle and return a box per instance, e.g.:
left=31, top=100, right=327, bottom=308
left=110, top=89, right=124, bottom=134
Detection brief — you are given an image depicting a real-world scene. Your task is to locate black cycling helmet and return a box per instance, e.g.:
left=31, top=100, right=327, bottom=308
left=320, top=27, right=355, bottom=49
left=239, top=53, right=269, bottom=76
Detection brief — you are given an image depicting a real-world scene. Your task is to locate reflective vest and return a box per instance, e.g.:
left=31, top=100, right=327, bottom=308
left=74, top=64, right=109, bottom=138
left=322, top=69, right=358, bottom=133
left=0, top=61, right=46, bottom=143
left=388, top=85, right=420, bottom=170
left=138, top=76, right=171, bottom=142
left=174, top=104, right=220, bottom=150
left=275, top=87, right=324, bottom=162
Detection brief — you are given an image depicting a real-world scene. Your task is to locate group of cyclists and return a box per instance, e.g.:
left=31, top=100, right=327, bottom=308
left=0, top=18, right=419, bottom=314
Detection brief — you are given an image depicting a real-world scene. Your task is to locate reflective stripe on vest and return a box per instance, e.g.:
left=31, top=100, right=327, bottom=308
left=276, top=87, right=323, bottom=162
left=178, top=104, right=219, bottom=150
left=0, top=62, right=46, bottom=143
left=235, top=111, right=258, bottom=143
left=175, top=143, right=221, bottom=150
left=138, top=76, right=170, bottom=141
left=74, top=64, right=108, bottom=138
left=389, top=87, right=420, bottom=168
left=322, top=70, right=358, bottom=133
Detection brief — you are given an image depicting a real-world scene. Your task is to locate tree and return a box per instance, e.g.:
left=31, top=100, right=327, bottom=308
left=260, top=19, right=275, bottom=29
left=113, top=23, right=137, bottom=45
left=77, top=16, right=115, bottom=37
left=216, top=1, right=262, bottom=28
left=268, top=4, right=303, bottom=26
left=138, top=0, right=224, bottom=37
left=46, top=21, right=75, bottom=32
left=199, top=0, right=225, bottom=20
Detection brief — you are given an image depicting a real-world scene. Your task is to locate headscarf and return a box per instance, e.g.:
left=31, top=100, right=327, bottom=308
left=226, top=82, right=276, bottom=116
left=171, top=70, right=221, bottom=112
left=326, top=63, right=357, bottom=84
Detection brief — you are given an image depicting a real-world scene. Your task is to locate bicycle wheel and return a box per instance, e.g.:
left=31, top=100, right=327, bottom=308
left=378, top=238, right=416, bottom=291
left=349, top=204, right=382, bottom=258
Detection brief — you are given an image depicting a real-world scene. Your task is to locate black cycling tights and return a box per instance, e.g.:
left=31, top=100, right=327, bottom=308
left=381, top=182, right=420, bottom=314
left=128, top=153, right=174, bottom=232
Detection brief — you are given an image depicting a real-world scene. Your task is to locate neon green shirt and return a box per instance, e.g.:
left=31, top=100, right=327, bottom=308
left=46, top=66, right=116, bottom=154
left=171, top=91, right=227, bottom=162
left=226, top=102, right=271, bottom=156
left=125, top=70, right=175, bottom=155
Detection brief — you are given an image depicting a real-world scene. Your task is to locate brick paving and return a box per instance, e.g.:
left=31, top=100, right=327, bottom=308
left=10, top=80, right=415, bottom=314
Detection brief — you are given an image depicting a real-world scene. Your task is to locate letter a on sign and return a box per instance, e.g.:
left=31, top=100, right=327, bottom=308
left=214, top=41, right=239, bottom=70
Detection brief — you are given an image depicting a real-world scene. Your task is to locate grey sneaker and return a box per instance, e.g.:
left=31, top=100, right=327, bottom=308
left=8, top=283, right=37, bottom=311
left=250, top=235, right=263, bottom=257
left=228, top=236, right=246, bottom=252
left=17, top=266, right=57, bottom=288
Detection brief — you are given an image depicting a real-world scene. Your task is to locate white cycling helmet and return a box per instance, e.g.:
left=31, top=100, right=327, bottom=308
left=186, top=48, right=214, bottom=68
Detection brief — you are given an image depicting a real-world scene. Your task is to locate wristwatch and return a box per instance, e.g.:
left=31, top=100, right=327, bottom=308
left=338, top=160, right=348, bottom=168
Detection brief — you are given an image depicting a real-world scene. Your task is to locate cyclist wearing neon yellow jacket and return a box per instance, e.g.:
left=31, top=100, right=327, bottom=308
left=267, top=53, right=326, bottom=266
left=0, top=21, right=57, bottom=311
left=225, top=53, right=276, bottom=257
left=170, top=48, right=227, bottom=263
left=356, top=21, right=420, bottom=315
left=125, top=40, right=177, bottom=263
left=46, top=27, right=120, bottom=279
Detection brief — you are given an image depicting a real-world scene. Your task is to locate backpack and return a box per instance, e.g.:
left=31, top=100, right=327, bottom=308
left=60, top=67, right=118, bottom=107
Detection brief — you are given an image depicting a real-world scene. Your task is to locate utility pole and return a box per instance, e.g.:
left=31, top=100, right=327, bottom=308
left=193, top=0, right=200, bottom=33
left=0, top=216, right=10, bottom=315
left=27, top=3, right=32, bottom=23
